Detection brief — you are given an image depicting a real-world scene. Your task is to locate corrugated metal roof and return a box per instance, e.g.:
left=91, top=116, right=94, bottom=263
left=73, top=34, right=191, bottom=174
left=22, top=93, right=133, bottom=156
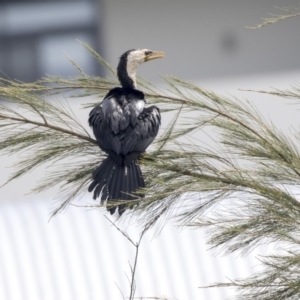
left=0, top=197, right=262, bottom=300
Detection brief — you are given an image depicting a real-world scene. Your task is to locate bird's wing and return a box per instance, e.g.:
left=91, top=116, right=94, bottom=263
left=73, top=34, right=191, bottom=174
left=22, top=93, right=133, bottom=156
left=89, top=94, right=160, bottom=155
left=122, top=105, right=161, bottom=154
left=89, top=101, right=124, bottom=154
left=88, top=104, right=103, bottom=130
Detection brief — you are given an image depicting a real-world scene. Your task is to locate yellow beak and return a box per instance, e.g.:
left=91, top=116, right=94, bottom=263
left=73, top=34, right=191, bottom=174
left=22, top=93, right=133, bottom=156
left=144, top=51, right=165, bottom=62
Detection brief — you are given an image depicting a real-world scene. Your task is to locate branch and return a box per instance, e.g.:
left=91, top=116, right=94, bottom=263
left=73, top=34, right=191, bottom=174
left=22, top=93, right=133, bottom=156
left=0, top=114, right=97, bottom=145
left=104, top=216, right=151, bottom=300
left=246, top=5, right=300, bottom=29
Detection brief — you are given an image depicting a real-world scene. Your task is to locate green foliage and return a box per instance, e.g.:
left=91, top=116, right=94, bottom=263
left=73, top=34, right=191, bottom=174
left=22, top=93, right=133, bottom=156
left=247, top=4, right=300, bottom=29
left=1, top=41, right=300, bottom=299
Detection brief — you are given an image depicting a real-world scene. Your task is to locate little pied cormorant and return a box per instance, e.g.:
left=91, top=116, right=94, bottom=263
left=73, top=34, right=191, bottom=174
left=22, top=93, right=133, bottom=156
left=88, top=49, right=164, bottom=215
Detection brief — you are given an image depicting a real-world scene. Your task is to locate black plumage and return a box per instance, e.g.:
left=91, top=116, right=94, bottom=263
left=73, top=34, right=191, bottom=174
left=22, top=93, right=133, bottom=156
left=88, top=49, right=164, bottom=215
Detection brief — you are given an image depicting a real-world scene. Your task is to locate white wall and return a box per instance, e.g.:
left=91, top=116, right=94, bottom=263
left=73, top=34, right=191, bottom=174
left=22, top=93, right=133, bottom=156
left=100, top=0, right=300, bottom=81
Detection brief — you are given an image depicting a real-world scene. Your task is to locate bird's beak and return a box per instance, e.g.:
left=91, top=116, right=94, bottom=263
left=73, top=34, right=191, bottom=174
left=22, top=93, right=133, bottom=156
left=144, top=51, right=165, bottom=62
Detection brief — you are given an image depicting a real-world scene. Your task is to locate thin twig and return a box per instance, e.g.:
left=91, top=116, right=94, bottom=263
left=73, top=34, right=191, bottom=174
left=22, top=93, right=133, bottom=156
left=246, top=12, right=300, bottom=29
left=104, top=215, right=136, bottom=246
left=0, top=114, right=97, bottom=145
left=129, top=227, right=149, bottom=300
left=104, top=215, right=150, bottom=300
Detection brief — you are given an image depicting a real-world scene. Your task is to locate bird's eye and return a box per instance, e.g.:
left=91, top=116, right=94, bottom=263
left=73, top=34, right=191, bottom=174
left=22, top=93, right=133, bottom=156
left=145, top=51, right=153, bottom=56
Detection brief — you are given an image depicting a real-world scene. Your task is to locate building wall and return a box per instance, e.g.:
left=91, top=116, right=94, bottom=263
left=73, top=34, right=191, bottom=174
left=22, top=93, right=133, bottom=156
left=101, top=0, right=300, bottom=81
left=0, top=0, right=102, bottom=82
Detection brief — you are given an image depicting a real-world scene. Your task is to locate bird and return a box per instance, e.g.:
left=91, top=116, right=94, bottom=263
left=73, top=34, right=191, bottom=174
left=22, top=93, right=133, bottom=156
left=88, top=49, right=164, bottom=215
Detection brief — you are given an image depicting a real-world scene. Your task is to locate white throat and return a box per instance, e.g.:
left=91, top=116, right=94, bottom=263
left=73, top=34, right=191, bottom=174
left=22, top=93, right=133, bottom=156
left=126, top=62, right=139, bottom=89
left=126, top=53, right=144, bottom=89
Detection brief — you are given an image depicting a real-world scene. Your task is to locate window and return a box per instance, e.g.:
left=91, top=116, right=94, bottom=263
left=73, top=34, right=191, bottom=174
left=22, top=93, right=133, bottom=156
left=0, top=0, right=103, bottom=82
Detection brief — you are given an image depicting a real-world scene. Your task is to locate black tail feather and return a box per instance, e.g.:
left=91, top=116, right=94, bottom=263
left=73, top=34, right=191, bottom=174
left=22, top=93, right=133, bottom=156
left=131, top=163, right=139, bottom=193
left=109, top=165, right=120, bottom=200
left=88, top=157, right=110, bottom=192
left=91, top=157, right=114, bottom=199
left=100, top=159, right=115, bottom=202
left=128, top=164, right=135, bottom=199
left=136, top=163, right=145, bottom=190
left=113, top=165, right=123, bottom=200
left=121, top=165, right=129, bottom=201
left=89, top=155, right=145, bottom=215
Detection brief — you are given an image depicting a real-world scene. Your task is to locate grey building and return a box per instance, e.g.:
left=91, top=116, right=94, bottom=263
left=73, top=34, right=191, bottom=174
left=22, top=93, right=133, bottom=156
left=0, top=0, right=102, bottom=82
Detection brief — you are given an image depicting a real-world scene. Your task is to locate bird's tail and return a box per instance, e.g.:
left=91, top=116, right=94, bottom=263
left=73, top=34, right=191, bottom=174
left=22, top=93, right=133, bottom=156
left=88, top=155, right=145, bottom=215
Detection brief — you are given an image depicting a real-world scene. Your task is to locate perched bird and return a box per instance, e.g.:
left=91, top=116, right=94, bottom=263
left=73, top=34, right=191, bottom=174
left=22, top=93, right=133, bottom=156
left=88, top=49, right=164, bottom=215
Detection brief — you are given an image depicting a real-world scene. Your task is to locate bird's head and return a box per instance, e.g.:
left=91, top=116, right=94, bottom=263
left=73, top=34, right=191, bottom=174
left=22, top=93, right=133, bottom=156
left=117, top=49, right=164, bottom=89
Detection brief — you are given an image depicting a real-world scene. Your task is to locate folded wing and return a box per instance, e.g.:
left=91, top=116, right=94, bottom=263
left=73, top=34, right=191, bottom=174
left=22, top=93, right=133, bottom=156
left=89, top=97, right=160, bottom=155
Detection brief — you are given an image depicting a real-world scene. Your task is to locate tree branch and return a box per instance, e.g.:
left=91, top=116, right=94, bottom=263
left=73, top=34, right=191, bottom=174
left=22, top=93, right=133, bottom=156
left=0, top=114, right=97, bottom=145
